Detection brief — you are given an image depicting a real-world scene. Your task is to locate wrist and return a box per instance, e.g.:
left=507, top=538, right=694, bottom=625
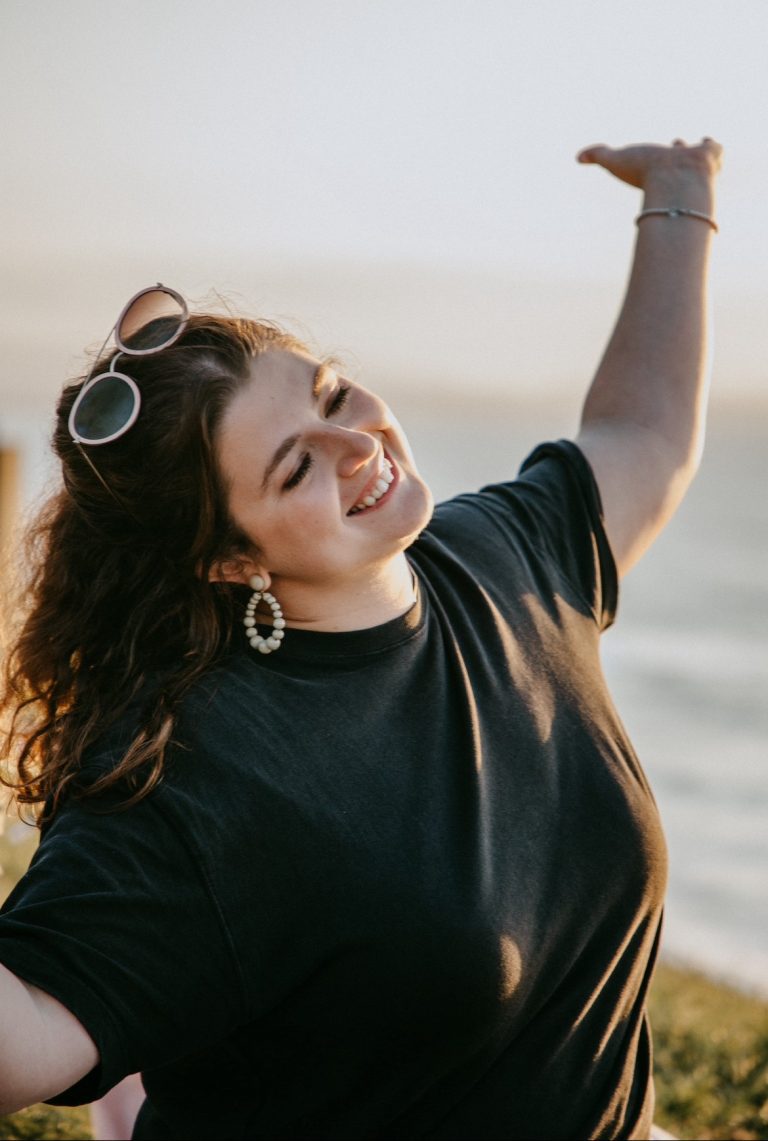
left=636, top=207, right=718, bottom=234
left=642, top=161, right=717, bottom=216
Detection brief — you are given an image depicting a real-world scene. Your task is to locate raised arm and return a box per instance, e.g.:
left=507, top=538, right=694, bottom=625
left=574, top=137, right=723, bottom=578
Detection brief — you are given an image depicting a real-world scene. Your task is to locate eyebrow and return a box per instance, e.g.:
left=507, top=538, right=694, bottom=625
left=260, top=364, right=332, bottom=491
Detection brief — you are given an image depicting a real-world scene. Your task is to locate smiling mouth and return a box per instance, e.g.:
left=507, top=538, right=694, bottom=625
left=348, top=455, right=396, bottom=515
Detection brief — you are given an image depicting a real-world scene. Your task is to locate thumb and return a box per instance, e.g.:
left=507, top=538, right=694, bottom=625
left=576, top=144, right=611, bottom=165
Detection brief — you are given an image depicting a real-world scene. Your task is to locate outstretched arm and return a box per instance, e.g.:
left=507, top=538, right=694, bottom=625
left=574, top=137, right=723, bottom=578
left=0, top=962, right=98, bottom=1114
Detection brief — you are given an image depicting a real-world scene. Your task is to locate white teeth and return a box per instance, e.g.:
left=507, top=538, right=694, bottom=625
left=349, top=456, right=395, bottom=515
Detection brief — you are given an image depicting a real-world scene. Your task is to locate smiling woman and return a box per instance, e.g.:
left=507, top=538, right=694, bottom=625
left=0, top=137, right=722, bottom=1141
left=214, top=350, right=432, bottom=632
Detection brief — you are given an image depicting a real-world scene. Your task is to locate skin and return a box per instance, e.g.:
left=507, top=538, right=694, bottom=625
left=214, top=350, right=434, bottom=631
left=576, top=137, right=723, bottom=575
left=0, top=137, right=723, bottom=1115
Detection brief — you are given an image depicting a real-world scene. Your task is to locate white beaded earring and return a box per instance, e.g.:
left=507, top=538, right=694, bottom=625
left=244, top=574, right=286, bottom=654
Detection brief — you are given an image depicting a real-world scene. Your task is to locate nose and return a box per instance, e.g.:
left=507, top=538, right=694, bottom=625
left=326, top=424, right=380, bottom=479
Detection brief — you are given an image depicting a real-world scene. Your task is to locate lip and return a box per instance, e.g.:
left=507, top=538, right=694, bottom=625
left=346, top=449, right=398, bottom=516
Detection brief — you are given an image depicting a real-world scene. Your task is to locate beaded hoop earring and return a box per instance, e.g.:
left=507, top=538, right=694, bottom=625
left=244, top=574, right=285, bottom=654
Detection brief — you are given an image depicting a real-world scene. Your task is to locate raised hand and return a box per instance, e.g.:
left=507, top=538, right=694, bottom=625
left=576, top=138, right=723, bottom=192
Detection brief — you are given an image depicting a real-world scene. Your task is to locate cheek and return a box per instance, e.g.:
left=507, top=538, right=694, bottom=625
left=258, top=493, right=342, bottom=559
left=384, top=408, right=417, bottom=467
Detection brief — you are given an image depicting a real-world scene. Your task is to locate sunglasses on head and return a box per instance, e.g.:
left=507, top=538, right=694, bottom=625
left=68, top=284, right=188, bottom=447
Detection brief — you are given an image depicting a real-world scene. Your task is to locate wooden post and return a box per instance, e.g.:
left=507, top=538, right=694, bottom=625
left=0, top=448, right=19, bottom=558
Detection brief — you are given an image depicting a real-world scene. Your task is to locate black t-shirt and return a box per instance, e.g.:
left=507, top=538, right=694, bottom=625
left=0, top=442, right=667, bottom=1140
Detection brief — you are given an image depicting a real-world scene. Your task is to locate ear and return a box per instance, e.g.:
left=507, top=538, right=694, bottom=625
left=208, top=556, right=271, bottom=591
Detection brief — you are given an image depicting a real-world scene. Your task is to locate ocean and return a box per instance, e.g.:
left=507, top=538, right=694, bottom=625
left=399, top=395, right=768, bottom=997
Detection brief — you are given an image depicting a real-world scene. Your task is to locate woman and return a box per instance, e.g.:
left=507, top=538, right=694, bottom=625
left=0, top=137, right=721, bottom=1140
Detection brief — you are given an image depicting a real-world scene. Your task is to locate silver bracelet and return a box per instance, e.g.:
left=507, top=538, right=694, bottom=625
left=635, top=207, right=719, bottom=234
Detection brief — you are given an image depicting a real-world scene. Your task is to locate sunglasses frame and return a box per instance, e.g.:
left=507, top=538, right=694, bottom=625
left=68, top=284, right=188, bottom=447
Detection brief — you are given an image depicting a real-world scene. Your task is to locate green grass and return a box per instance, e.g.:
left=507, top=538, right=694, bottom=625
left=650, top=962, right=768, bottom=1140
left=2, top=823, right=767, bottom=1139
left=0, top=1103, right=91, bottom=1140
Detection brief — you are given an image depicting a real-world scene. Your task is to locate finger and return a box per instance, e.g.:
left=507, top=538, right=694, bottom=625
left=577, top=144, right=610, bottom=164
left=699, top=136, right=724, bottom=165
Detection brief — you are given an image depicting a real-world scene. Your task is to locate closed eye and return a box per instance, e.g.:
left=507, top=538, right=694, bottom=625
left=283, top=453, right=313, bottom=490
left=326, top=384, right=350, bottom=416
left=283, top=384, right=349, bottom=490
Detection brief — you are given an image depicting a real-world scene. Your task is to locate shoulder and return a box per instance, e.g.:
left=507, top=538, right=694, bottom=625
left=423, top=439, right=603, bottom=553
left=417, top=439, right=617, bottom=629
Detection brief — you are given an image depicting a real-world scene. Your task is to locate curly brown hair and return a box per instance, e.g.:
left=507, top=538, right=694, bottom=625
left=1, top=311, right=309, bottom=824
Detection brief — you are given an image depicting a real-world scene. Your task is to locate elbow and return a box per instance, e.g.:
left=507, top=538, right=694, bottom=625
left=670, top=396, right=709, bottom=484
left=674, top=430, right=705, bottom=495
left=642, top=410, right=705, bottom=501
left=675, top=447, right=701, bottom=496
left=689, top=429, right=706, bottom=477
left=657, top=439, right=701, bottom=516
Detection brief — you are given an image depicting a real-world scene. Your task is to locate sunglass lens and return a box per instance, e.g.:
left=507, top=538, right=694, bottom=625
left=72, top=375, right=138, bottom=443
left=117, top=288, right=186, bottom=351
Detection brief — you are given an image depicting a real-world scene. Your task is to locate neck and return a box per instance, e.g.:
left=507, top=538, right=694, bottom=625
left=271, top=554, right=417, bottom=633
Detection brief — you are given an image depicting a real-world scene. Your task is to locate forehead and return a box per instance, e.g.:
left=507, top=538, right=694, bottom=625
left=216, top=350, right=326, bottom=481
left=224, top=350, right=324, bottom=428
left=248, top=348, right=323, bottom=389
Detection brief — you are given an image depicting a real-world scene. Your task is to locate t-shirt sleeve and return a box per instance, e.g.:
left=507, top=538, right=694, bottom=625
left=515, top=439, right=618, bottom=629
left=428, top=438, right=618, bottom=631
left=0, top=780, right=246, bottom=1105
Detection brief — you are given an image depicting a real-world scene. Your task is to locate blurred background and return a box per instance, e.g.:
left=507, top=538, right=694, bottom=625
left=1, top=0, right=766, bottom=995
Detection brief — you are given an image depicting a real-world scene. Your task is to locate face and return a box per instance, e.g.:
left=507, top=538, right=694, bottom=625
left=216, top=351, right=434, bottom=592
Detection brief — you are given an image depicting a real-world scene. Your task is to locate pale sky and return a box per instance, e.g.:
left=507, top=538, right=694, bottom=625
left=1, top=0, right=767, bottom=434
